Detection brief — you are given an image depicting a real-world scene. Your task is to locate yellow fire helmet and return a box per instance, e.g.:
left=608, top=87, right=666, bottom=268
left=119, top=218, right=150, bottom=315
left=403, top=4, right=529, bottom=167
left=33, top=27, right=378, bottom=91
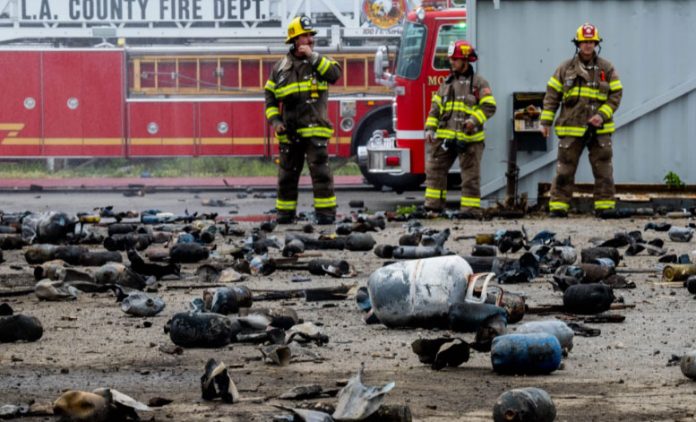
left=574, top=23, right=602, bottom=44
left=286, top=16, right=317, bottom=44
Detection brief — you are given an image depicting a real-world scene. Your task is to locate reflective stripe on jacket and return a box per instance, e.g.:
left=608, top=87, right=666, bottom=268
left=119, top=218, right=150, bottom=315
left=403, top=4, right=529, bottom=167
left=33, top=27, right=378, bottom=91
left=264, top=52, right=342, bottom=140
left=424, top=72, right=496, bottom=143
left=541, top=55, right=622, bottom=137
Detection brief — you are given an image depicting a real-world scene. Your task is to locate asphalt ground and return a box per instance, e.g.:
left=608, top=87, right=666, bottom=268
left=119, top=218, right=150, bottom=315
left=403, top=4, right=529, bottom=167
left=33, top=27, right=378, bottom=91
left=2, top=189, right=696, bottom=420
left=0, top=176, right=365, bottom=192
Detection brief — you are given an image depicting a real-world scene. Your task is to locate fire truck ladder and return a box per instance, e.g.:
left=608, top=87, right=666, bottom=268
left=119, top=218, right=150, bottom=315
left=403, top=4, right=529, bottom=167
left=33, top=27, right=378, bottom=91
left=127, top=47, right=392, bottom=97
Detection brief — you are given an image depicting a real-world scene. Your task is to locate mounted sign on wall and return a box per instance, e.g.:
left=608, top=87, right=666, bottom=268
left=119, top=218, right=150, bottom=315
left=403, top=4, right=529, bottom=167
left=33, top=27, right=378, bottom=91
left=15, top=0, right=271, bottom=22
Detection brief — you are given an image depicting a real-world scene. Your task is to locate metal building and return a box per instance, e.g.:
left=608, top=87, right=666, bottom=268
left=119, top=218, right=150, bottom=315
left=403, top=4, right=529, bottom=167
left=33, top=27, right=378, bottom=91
left=466, top=0, right=696, bottom=203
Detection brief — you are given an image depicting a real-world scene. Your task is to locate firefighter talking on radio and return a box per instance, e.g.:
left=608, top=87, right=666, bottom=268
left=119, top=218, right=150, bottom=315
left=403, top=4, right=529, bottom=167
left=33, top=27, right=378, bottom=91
left=541, top=23, right=623, bottom=217
left=423, top=40, right=497, bottom=219
left=264, top=16, right=342, bottom=225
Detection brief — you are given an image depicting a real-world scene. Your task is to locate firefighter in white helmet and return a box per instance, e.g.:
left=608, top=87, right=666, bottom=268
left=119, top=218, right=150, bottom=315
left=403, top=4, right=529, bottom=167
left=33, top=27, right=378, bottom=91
left=541, top=23, right=623, bottom=217
left=423, top=40, right=497, bottom=219
left=264, top=16, right=342, bottom=225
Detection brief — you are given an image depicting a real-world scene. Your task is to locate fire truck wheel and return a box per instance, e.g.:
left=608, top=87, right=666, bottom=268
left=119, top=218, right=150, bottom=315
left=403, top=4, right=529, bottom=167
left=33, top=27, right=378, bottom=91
left=352, top=105, right=425, bottom=191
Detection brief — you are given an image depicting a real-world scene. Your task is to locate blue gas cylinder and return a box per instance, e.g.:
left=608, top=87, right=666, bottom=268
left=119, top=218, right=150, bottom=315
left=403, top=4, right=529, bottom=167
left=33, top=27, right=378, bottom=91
left=491, top=333, right=562, bottom=375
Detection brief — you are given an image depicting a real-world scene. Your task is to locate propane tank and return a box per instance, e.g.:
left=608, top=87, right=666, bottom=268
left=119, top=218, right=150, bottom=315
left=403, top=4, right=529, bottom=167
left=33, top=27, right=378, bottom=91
left=516, top=320, right=574, bottom=352
left=562, top=283, right=614, bottom=314
left=368, top=256, right=499, bottom=328
left=491, top=333, right=562, bottom=375
left=493, top=387, right=556, bottom=422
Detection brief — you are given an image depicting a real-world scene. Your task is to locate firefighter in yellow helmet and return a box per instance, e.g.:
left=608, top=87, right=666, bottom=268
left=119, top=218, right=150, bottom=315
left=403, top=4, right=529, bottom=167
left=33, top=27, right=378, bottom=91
left=423, top=40, right=497, bottom=219
left=264, top=16, right=342, bottom=224
left=541, top=23, right=623, bottom=217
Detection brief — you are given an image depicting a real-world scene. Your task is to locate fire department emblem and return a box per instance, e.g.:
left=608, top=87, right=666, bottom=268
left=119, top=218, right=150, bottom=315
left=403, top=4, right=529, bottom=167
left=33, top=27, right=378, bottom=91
left=362, top=0, right=408, bottom=30
left=582, top=24, right=596, bottom=38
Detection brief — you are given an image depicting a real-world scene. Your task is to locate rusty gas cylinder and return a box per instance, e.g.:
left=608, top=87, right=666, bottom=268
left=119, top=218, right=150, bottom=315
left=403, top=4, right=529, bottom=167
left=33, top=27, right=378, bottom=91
left=493, top=387, right=556, bottom=422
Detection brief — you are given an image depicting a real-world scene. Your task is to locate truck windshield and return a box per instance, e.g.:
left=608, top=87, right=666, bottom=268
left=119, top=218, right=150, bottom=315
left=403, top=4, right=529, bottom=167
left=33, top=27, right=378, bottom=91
left=433, top=22, right=468, bottom=69
left=395, top=22, right=426, bottom=79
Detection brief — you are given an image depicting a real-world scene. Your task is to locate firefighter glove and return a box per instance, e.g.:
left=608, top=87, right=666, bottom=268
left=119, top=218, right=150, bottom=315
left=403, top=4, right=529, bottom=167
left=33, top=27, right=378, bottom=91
left=588, top=114, right=604, bottom=128
left=541, top=126, right=551, bottom=138
left=464, top=119, right=476, bottom=134
left=272, top=120, right=287, bottom=134
left=425, top=130, right=435, bottom=143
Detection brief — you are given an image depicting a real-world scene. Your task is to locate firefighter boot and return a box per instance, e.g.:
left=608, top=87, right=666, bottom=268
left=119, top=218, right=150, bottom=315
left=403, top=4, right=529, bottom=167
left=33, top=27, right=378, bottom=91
left=315, top=212, right=336, bottom=225
left=275, top=212, right=296, bottom=225
left=424, top=207, right=445, bottom=219
left=457, top=206, right=483, bottom=220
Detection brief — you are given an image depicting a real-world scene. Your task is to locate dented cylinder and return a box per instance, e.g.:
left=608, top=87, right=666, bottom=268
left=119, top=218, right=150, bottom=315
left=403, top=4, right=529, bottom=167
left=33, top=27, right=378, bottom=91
left=344, top=233, right=376, bottom=251
left=170, top=243, right=210, bottom=263
left=307, top=259, right=350, bottom=276
left=167, top=312, right=241, bottom=348
left=281, top=239, right=305, bottom=257
left=206, top=286, right=253, bottom=314
left=487, top=291, right=526, bottom=324
left=95, top=263, right=145, bottom=289
left=398, top=232, right=421, bottom=246
left=577, top=263, right=614, bottom=282
left=472, top=245, right=497, bottom=257
left=0, top=314, right=43, bottom=343
left=668, top=226, right=694, bottom=242
left=580, top=247, right=621, bottom=265
left=563, top=283, right=614, bottom=314
left=550, top=246, right=578, bottom=265
left=493, top=387, right=556, bottom=422
left=491, top=333, right=562, bottom=375
left=367, top=256, right=474, bottom=328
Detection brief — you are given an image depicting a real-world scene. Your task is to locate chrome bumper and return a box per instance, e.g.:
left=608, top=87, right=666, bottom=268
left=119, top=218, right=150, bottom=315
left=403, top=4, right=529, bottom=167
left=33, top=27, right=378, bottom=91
left=357, top=130, right=411, bottom=175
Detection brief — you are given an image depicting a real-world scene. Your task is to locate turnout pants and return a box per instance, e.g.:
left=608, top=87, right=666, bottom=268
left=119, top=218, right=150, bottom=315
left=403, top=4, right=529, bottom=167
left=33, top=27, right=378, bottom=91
left=549, top=133, right=615, bottom=212
left=276, top=136, right=336, bottom=217
left=424, top=140, right=484, bottom=211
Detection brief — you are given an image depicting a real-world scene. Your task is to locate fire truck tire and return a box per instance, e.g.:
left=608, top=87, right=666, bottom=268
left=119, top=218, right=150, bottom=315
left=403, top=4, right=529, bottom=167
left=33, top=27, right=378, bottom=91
left=352, top=105, right=425, bottom=191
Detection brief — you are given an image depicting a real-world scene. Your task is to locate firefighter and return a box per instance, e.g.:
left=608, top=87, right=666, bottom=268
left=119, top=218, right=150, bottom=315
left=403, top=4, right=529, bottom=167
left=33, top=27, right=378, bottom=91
left=423, top=40, right=496, bottom=218
left=541, top=23, right=623, bottom=217
left=264, top=16, right=342, bottom=225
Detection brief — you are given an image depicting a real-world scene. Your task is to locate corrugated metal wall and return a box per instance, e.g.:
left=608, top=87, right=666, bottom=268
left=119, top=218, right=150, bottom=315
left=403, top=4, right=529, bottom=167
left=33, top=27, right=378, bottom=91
left=468, top=0, right=696, bottom=203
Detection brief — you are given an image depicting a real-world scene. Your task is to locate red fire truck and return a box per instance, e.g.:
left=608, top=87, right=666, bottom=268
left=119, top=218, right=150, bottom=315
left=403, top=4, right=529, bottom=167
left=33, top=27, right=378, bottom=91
left=0, top=0, right=404, bottom=164
left=357, top=1, right=467, bottom=189
left=0, top=0, right=464, bottom=191
left=0, top=46, right=390, bottom=159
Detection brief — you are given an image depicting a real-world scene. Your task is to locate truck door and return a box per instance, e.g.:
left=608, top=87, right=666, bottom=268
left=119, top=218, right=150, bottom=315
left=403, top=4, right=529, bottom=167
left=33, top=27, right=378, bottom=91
left=0, top=51, right=41, bottom=157
left=425, top=21, right=469, bottom=121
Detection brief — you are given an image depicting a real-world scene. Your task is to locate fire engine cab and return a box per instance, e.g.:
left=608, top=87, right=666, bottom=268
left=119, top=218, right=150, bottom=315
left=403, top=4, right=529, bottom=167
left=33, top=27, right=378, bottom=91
left=357, top=0, right=467, bottom=190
